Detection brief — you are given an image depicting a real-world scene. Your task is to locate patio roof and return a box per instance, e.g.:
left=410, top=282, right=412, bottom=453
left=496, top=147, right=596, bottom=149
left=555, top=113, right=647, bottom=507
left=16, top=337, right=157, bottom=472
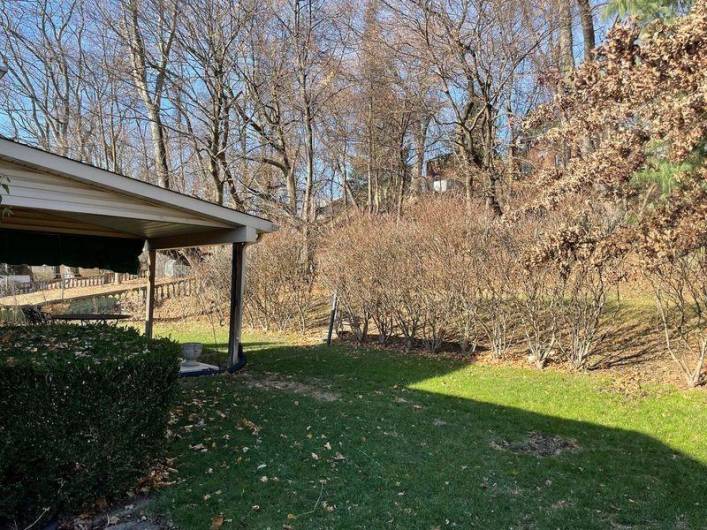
left=0, top=138, right=275, bottom=249
left=0, top=137, right=275, bottom=372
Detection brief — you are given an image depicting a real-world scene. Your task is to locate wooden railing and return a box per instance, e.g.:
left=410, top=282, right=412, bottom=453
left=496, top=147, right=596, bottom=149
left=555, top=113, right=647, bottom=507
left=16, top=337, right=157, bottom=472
left=0, top=276, right=199, bottom=309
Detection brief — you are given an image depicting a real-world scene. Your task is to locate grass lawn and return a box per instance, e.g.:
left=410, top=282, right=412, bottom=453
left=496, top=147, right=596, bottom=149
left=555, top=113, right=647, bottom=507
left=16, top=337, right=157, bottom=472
left=152, top=322, right=707, bottom=529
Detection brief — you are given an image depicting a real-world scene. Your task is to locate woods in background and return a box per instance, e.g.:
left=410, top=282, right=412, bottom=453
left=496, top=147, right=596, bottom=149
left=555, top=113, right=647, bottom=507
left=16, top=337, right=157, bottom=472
left=1, top=0, right=615, bottom=222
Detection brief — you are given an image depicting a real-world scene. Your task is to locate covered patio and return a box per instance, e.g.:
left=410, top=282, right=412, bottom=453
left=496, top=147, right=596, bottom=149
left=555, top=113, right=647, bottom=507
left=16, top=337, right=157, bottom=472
left=0, top=138, right=275, bottom=371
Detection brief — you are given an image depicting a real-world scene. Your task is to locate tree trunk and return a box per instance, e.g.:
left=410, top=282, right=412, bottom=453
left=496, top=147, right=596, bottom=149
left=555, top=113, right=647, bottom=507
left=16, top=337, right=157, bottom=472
left=413, top=117, right=429, bottom=193
left=147, top=107, right=170, bottom=188
left=576, top=0, right=596, bottom=61
left=396, top=132, right=409, bottom=219
left=302, top=100, right=315, bottom=223
left=123, top=0, right=173, bottom=189
left=483, top=103, right=502, bottom=217
left=366, top=95, right=375, bottom=213
left=558, top=0, right=575, bottom=73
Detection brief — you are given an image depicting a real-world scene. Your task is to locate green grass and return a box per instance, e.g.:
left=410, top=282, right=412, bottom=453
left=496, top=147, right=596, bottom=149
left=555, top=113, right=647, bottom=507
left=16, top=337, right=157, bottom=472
left=152, top=322, right=707, bottom=529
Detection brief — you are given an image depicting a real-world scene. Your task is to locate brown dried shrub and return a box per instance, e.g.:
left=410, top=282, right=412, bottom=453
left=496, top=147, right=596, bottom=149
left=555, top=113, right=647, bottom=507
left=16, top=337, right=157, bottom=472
left=320, top=197, right=519, bottom=355
left=244, top=229, right=316, bottom=332
left=650, top=250, right=707, bottom=388
left=517, top=5, right=706, bottom=383
left=192, top=228, right=316, bottom=333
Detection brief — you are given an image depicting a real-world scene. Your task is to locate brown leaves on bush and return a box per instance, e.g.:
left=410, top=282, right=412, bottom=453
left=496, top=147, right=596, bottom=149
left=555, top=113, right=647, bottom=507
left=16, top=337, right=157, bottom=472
left=321, top=197, right=520, bottom=355
left=519, top=4, right=706, bottom=269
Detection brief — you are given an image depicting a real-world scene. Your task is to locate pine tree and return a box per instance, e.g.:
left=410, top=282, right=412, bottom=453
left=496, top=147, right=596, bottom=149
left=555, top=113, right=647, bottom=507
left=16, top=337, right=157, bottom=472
left=605, top=0, right=693, bottom=22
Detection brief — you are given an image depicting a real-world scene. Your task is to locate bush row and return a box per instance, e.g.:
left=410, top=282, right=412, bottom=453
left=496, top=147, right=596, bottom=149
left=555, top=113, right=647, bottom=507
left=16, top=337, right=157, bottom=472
left=319, top=198, right=611, bottom=366
left=195, top=196, right=705, bottom=386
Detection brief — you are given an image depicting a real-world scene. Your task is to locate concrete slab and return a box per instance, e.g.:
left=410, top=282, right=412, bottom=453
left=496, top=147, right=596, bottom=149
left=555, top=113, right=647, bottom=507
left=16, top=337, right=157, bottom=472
left=179, top=361, right=220, bottom=378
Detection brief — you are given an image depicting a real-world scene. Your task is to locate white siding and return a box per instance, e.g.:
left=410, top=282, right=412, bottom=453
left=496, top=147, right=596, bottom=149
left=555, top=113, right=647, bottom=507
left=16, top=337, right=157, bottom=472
left=0, top=159, right=228, bottom=228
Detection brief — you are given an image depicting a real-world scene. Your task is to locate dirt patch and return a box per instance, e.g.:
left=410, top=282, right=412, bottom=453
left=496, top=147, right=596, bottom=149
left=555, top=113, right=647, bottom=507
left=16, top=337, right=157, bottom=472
left=490, top=432, right=580, bottom=457
left=237, top=372, right=340, bottom=402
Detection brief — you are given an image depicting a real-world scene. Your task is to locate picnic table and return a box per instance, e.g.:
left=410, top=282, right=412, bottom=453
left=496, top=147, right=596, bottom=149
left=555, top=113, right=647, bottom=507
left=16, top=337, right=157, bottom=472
left=50, top=313, right=132, bottom=325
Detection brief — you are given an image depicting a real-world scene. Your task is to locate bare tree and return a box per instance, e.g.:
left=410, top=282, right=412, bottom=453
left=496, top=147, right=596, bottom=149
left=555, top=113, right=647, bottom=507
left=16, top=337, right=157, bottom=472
left=0, top=0, right=91, bottom=156
left=233, top=15, right=300, bottom=221
left=385, top=0, right=550, bottom=216
left=169, top=0, right=251, bottom=205
left=102, top=0, right=179, bottom=188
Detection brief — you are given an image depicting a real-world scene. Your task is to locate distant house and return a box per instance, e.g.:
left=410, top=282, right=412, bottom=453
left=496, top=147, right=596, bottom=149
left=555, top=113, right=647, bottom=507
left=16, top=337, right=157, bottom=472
left=315, top=196, right=350, bottom=220
left=158, top=251, right=195, bottom=278
left=425, top=153, right=463, bottom=194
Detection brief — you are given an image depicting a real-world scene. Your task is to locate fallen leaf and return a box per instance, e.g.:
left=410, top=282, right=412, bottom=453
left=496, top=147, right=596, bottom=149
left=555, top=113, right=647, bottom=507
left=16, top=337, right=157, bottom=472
left=240, top=418, right=261, bottom=435
left=210, top=514, right=224, bottom=530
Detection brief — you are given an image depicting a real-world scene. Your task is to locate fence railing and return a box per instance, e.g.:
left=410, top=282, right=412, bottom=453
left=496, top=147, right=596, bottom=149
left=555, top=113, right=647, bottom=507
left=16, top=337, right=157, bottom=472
left=1, top=275, right=199, bottom=311
left=0, top=271, right=147, bottom=296
left=126, top=277, right=198, bottom=303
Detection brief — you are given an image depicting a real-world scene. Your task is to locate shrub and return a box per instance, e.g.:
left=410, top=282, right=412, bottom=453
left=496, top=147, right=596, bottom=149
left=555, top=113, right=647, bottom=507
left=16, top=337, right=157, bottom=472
left=650, top=249, right=707, bottom=387
left=0, top=324, right=180, bottom=527
left=525, top=197, right=636, bottom=370
left=244, top=228, right=316, bottom=332
left=320, top=197, right=496, bottom=353
left=191, top=229, right=316, bottom=333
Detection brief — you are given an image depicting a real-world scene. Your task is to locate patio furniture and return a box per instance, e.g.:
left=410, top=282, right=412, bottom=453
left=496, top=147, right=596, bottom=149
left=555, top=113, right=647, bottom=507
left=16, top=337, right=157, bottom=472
left=50, top=313, right=132, bottom=325
left=21, top=306, right=52, bottom=325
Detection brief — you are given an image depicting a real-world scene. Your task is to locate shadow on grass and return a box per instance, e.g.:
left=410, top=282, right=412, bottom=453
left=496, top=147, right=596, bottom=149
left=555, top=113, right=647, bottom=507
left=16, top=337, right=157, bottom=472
left=160, top=340, right=707, bottom=529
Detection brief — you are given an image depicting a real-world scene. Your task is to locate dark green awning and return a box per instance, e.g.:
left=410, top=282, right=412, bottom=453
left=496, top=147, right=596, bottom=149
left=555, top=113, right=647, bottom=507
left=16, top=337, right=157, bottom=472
left=0, top=229, right=144, bottom=274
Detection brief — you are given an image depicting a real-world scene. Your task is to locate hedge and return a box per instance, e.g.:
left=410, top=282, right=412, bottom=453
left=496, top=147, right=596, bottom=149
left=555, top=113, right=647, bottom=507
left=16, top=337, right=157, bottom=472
left=0, top=324, right=180, bottom=526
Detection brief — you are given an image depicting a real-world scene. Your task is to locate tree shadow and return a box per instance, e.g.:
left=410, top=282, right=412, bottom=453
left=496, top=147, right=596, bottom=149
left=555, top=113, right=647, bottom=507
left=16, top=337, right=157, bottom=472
left=195, top=341, right=280, bottom=368
left=590, top=307, right=666, bottom=370
left=210, top=340, right=707, bottom=529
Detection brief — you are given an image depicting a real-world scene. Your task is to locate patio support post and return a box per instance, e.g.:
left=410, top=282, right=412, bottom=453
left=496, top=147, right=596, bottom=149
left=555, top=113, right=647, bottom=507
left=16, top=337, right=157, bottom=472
left=227, top=242, right=246, bottom=372
left=145, top=248, right=156, bottom=339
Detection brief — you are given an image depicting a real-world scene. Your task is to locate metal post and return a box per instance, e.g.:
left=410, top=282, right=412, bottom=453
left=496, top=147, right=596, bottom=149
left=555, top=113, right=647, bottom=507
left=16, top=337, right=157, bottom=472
left=326, top=291, right=338, bottom=346
left=227, top=243, right=246, bottom=372
left=144, top=248, right=156, bottom=339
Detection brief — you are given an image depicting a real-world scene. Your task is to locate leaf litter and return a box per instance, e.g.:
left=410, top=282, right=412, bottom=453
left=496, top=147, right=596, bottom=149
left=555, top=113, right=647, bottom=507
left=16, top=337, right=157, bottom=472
left=490, top=432, right=580, bottom=457
left=237, top=371, right=340, bottom=402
